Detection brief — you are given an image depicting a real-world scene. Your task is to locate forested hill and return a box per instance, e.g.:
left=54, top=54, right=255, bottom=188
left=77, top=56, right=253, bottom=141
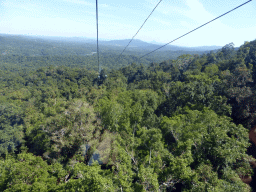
left=0, top=37, right=256, bottom=191
left=0, top=34, right=220, bottom=71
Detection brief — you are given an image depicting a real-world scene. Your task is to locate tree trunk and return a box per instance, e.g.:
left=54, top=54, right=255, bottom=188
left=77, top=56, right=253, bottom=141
left=149, top=148, right=151, bottom=165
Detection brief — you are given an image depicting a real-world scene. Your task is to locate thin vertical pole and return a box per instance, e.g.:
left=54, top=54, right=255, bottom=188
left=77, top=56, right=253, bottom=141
left=96, top=0, right=100, bottom=73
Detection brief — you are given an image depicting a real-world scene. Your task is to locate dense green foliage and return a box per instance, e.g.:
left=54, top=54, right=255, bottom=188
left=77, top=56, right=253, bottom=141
left=1, top=36, right=256, bottom=191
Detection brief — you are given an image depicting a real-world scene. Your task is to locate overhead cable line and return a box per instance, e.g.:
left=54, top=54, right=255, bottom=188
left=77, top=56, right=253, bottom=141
left=96, top=0, right=100, bottom=73
left=116, top=0, right=163, bottom=61
left=139, top=0, right=252, bottom=59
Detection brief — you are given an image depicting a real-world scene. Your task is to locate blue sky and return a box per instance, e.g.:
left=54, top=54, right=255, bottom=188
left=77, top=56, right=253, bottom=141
left=0, top=0, right=255, bottom=47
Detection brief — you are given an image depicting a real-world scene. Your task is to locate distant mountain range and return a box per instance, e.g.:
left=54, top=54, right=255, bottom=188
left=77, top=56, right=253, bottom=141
left=1, top=34, right=223, bottom=52
left=99, top=39, right=223, bottom=52
left=0, top=33, right=239, bottom=70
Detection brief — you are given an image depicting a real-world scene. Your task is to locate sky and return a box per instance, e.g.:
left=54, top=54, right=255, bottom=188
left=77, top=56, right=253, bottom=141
left=0, top=0, right=256, bottom=47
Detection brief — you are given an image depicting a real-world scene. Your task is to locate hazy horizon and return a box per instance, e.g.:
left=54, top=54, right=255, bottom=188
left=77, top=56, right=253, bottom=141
left=0, top=33, right=229, bottom=49
left=1, top=0, right=256, bottom=47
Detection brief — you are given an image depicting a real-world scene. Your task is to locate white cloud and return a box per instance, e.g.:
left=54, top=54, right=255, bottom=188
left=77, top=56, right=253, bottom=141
left=63, top=0, right=93, bottom=6
left=152, top=0, right=223, bottom=25
left=2, top=1, right=34, bottom=12
left=138, top=0, right=242, bottom=47
left=2, top=1, right=55, bottom=17
left=180, top=21, right=192, bottom=28
left=151, top=17, right=172, bottom=26
left=0, top=16, right=95, bottom=36
left=100, top=4, right=108, bottom=8
left=183, top=0, right=215, bottom=23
